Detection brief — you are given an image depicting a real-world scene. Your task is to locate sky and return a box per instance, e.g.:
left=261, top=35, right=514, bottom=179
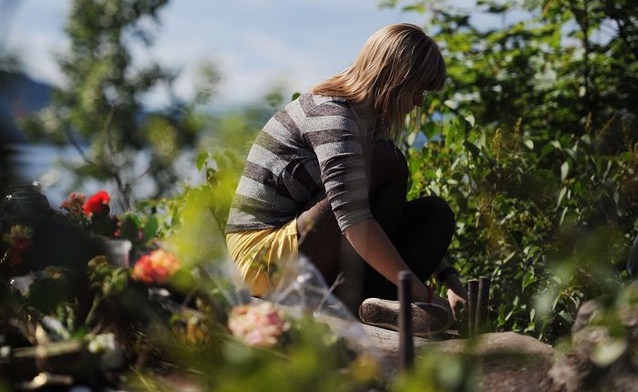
left=2, top=0, right=429, bottom=110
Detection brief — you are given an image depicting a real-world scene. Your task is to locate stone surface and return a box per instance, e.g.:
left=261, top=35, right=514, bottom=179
left=548, top=285, right=638, bottom=392
left=271, top=285, right=638, bottom=391
left=331, top=315, right=556, bottom=391
left=428, top=332, right=555, bottom=392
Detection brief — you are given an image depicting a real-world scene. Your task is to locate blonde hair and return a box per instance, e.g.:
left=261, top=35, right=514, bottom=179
left=310, top=23, right=446, bottom=137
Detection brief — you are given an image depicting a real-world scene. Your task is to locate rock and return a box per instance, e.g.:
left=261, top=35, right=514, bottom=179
left=267, top=284, right=638, bottom=390
left=347, top=318, right=556, bottom=391
left=548, top=284, right=638, bottom=392
left=424, top=332, right=555, bottom=392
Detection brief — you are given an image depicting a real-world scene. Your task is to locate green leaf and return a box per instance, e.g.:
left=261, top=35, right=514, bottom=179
left=464, top=114, right=476, bottom=127
left=591, top=339, right=627, bottom=367
left=196, top=151, right=211, bottom=171
left=522, top=272, right=538, bottom=291
left=560, top=161, right=570, bottom=181
left=557, top=186, right=567, bottom=207
left=143, top=215, right=159, bottom=241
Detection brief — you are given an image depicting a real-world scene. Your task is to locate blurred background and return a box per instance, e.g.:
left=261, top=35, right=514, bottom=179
left=0, top=0, right=427, bottom=210
left=2, top=0, right=426, bottom=110
left=0, top=0, right=637, bottom=352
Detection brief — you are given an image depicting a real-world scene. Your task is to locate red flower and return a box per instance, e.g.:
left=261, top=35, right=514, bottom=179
left=132, top=249, right=181, bottom=284
left=83, top=190, right=110, bottom=217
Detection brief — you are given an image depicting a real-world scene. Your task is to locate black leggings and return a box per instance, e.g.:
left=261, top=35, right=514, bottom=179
left=296, top=141, right=455, bottom=310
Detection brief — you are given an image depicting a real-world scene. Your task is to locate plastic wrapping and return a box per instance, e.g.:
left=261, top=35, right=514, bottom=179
left=266, top=255, right=383, bottom=361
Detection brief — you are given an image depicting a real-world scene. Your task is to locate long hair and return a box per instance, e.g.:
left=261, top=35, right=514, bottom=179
left=310, top=23, right=446, bottom=137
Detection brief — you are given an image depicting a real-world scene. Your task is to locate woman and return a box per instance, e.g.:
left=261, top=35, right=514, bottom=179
left=226, top=23, right=467, bottom=335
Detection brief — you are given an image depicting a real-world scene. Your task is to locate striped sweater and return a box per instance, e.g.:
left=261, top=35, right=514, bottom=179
left=225, top=93, right=382, bottom=233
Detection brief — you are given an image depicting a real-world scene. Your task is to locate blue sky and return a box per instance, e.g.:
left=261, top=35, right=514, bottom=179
left=3, top=0, right=429, bottom=109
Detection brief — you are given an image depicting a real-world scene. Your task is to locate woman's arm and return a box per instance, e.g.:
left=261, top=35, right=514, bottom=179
left=343, top=217, right=431, bottom=302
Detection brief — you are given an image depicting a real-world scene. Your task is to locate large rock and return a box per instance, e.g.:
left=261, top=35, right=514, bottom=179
left=429, top=332, right=555, bottom=392
left=353, top=320, right=555, bottom=391
left=273, top=284, right=638, bottom=390
left=548, top=284, right=638, bottom=392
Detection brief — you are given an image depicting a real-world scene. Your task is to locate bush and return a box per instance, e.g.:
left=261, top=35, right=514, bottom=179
left=404, top=105, right=636, bottom=343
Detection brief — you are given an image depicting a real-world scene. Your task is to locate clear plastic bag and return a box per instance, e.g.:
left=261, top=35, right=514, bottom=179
left=266, top=255, right=387, bottom=367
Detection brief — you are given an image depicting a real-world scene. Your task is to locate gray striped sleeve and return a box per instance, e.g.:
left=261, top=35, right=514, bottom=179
left=302, top=101, right=372, bottom=231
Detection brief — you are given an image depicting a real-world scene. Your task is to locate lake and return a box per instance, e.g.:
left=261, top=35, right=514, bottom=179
left=4, top=143, right=204, bottom=213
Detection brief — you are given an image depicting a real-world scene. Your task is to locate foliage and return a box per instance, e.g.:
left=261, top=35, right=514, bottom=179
left=0, top=161, right=381, bottom=391
left=382, top=0, right=638, bottom=343
left=384, top=0, right=637, bottom=138
left=405, top=106, right=634, bottom=342
left=2, top=0, right=637, bottom=388
left=17, top=0, right=219, bottom=209
left=390, top=348, right=479, bottom=392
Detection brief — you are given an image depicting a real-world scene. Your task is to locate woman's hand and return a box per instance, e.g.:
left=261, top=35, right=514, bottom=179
left=434, top=262, right=467, bottom=320
left=446, top=288, right=467, bottom=320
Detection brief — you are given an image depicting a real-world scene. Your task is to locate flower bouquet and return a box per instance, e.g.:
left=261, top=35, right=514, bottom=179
left=0, top=185, right=384, bottom=391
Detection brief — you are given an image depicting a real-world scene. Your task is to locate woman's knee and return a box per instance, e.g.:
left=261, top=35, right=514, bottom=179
left=430, top=196, right=455, bottom=225
left=404, top=195, right=456, bottom=236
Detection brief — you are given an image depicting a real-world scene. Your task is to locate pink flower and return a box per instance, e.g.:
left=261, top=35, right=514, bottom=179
left=61, top=192, right=90, bottom=225
left=83, top=190, right=110, bottom=217
left=61, top=192, right=87, bottom=217
left=131, top=249, right=181, bottom=284
left=228, top=302, right=290, bottom=348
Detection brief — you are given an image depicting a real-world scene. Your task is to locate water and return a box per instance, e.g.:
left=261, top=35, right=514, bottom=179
left=4, top=143, right=204, bottom=212
left=5, top=144, right=82, bottom=208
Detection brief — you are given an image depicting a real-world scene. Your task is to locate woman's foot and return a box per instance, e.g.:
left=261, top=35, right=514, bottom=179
left=358, top=297, right=453, bottom=337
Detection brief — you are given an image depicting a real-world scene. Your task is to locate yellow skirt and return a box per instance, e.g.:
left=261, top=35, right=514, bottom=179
left=225, top=219, right=298, bottom=297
